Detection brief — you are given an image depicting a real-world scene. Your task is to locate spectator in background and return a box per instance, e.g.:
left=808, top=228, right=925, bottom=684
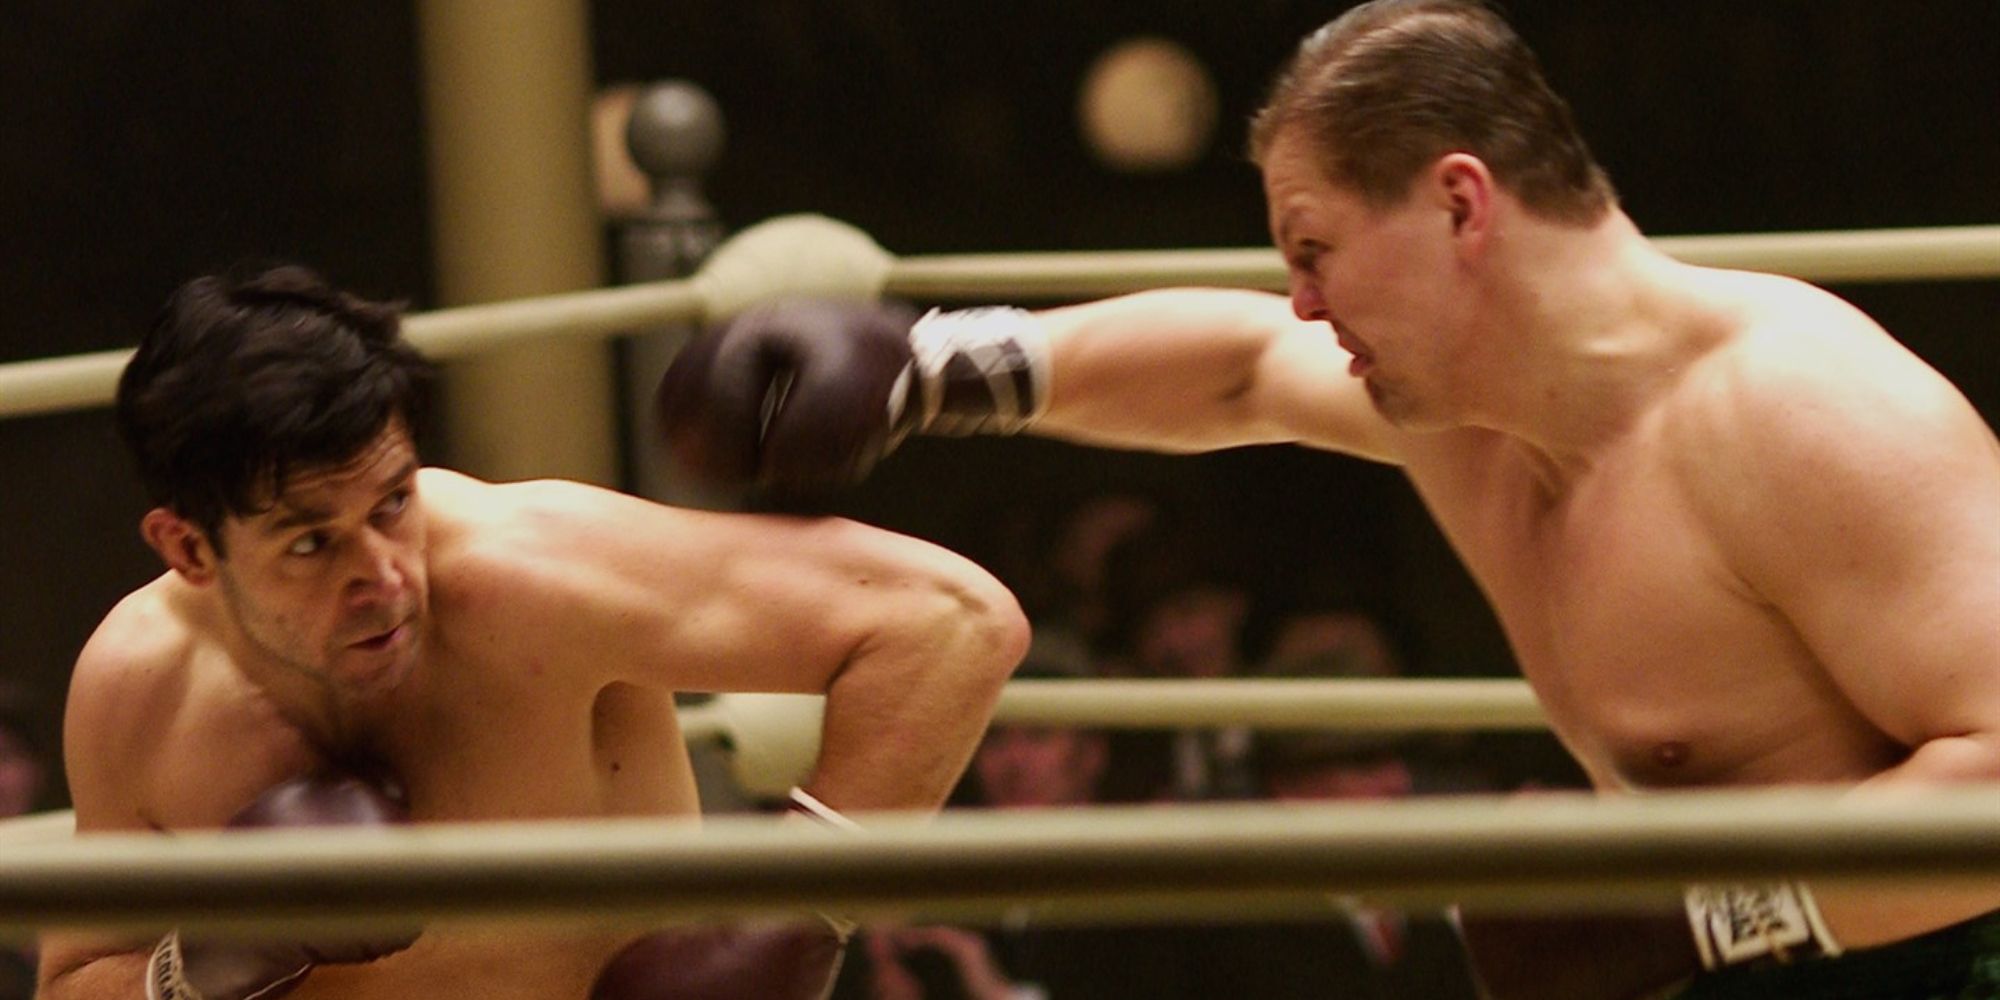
left=1240, top=728, right=1484, bottom=1000
left=1262, top=604, right=1405, bottom=680
left=969, top=631, right=1108, bottom=812
left=1116, top=579, right=1257, bottom=802
left=1262, top=593, right=1543, bottom=794
left=1040, top=494, right=1158, bottom=646
left=1232, top=605, right=1485, bottom=999
left=0, top=686, right=52, bottom=1000
left=0, top=696, right=48, bottom=818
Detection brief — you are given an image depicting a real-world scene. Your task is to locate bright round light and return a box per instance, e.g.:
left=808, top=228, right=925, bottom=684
left=1078, top=37, right=1221, bottom=173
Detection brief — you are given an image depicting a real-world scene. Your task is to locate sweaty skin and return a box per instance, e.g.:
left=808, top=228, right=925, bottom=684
left=43, top=427, right=1027, bottom=1000
left=1024, top=129, right=2000, bottom=947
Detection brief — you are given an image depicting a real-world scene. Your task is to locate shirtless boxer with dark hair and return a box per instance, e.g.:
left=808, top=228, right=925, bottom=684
left=654, top=2, right=2000, bottom=997
left=41, top=265, right=1028, bottom=1000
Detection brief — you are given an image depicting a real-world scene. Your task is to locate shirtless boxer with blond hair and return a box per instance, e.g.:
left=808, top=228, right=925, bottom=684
left=41, top=266, right=1028, bottom=1000
left=654, top=2, right=2000, bottom=997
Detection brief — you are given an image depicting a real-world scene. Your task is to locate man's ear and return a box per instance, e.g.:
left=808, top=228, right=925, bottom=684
left=1431, top=152, right=1496, bottom=247
left=140, top=508, right=220, bottom=585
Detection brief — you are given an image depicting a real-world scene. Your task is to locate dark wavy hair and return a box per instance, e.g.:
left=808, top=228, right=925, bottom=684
left=1251, top=0, right=1616, bottom=225
left=115, top=265, right=436, bottom=551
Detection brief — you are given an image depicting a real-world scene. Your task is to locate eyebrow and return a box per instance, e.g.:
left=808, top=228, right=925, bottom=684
left=260, top=459, right=420, bottom=535
left=263, top=504, right=334, bottom=535
left=1274, top=208, right=1306, bottom=250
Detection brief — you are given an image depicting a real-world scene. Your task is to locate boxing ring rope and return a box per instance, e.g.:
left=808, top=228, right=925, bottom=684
left=5, top=784, right=2000, bottom=939
left=4, top=219, right=1999, bottom=421
left=676, top=677, right=1549, bottom=746
left=0, top=281, right=708, bottom=422
left=885, top=223, right=2000, bottom=300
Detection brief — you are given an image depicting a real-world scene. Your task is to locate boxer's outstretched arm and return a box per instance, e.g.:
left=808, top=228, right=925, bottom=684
left=1033, top=289, right=1404, bottom=463
left=653, top=290, right=1401, bottom=492
left=499, top=482, right=1029, bottom=812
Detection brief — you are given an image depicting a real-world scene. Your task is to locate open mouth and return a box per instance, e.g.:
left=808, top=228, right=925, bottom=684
left=1334, top=328, right=1374, bottom=377
left=350, top=622, right=406, bottom=652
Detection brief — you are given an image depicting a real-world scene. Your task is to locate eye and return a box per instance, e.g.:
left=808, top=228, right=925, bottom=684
left=376, top=489, right=411, bottom=519
left=287, top=531, right=329, bottom=557
left=1288, top=242, right=1327, bottom=272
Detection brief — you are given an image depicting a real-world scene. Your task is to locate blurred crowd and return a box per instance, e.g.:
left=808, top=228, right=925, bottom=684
left=829, top=491, right=1578, bottom=1000
left=1, top=686, right=51, bottom=1000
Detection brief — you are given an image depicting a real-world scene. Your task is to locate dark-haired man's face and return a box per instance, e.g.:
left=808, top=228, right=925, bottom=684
left=214, top=423, right=430, bottom=702
left=975, top=727, right=1106, bottom=809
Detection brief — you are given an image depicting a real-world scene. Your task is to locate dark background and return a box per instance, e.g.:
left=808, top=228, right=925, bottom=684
left=2, top=2, right=1997, bottom=807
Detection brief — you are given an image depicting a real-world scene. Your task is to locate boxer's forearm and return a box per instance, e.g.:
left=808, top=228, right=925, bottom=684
left=1032, top=290, right=1316, bottom=453
left=807, top=572, right=1026, bottom=813
left=1860, top=733, right=2000, bottom=787
left=38, top=949, right=147, bottom=1000
left=1818, top=733, right=2000, bottom=948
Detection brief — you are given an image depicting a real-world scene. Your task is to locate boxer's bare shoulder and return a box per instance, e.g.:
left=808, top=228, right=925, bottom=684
left=65, top=581, right=197, bottom=802
left=408, top=468, right=687, bottom=661
left=1666, top=269, right=1992, bottom=513
left=66, top=582, right=319, bottom=831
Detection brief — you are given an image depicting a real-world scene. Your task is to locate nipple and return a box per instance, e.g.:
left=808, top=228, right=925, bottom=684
left=1651, top=741, right=1691, bottom=769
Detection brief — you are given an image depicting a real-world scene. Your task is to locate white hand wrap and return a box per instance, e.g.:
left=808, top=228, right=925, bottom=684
left=784, top=788, right=863, bottom=1000
left=891, top=307, right=1053, bottom=438
left=785, top=786, right=865, bottom=833
left=145, top=930, right=311, bottom=1000
left=784, top=788, right=863, bottom=944
left=1684, top=882, right=1842, bottom=970
left=146, top=932, right=203, bottom=1000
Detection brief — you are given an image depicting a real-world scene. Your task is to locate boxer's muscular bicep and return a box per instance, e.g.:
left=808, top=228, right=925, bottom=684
left=1698, top=352, right=2000, bottom=759
left=60, top=644, right=157, bottom=834
left=40, top=651, right=160, bottom=994
left=1789, top=417, right=2000, bottom=759
left=530, top=486, right=1025, bottom=808
left=1033, top=289, right=1400, bottom=462
left=528, top=486, right=1014, bottom=697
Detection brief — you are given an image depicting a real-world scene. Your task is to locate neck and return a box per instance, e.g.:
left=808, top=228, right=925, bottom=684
left=1456, top=211, right=1721, bottom=482
left=214, top=606, right=377, bottom=757
left=246, top=653, right=363, bottom=754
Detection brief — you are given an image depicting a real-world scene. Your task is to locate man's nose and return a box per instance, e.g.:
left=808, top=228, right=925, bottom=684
left=1290, top=274, right=1330, bottom=322
left=345, top=531, right=407, bottom=604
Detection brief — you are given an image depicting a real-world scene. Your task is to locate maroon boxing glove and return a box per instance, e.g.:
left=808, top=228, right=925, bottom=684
left=591, top=788, right=862, bottom=1000
left=590, top=922, right=851, bottom=1000
left=147, top=772, right=419, bottom=1000
left=655, top=299, right=920, bottom=490
left=655, top=299, right=1050, bottom=491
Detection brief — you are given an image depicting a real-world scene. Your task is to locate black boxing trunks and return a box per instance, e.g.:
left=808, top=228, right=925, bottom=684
left=1671, top=909, right=2000, bottom=1000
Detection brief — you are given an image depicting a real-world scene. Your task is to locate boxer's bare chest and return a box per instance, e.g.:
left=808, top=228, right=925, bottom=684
left=154, top=663, right=693, bottom=832
left=1412, top=435, right=1900, bottom=789
left=153, top=649, right=692, bottom=998
left=367, top=646, right=696, bottom=824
